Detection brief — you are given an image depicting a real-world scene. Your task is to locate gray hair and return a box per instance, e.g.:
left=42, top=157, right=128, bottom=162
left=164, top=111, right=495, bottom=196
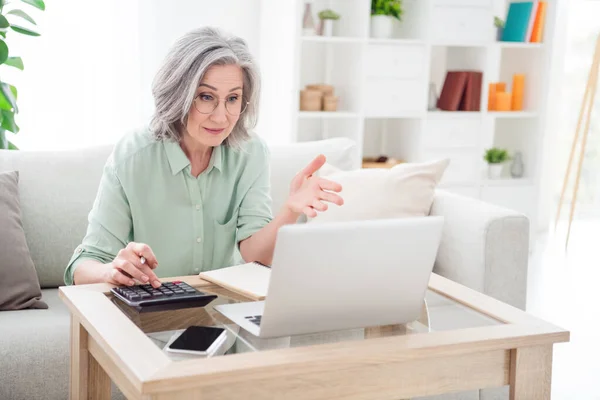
left=149, top=27, right=260, bottom=149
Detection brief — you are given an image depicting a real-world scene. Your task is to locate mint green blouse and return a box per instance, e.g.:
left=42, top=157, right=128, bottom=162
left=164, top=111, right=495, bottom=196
left=64, top=128, right=273, bottom=285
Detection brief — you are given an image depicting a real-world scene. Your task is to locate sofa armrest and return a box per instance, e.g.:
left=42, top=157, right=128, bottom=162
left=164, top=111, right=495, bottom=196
left=429, top=190, right=530, bottom=310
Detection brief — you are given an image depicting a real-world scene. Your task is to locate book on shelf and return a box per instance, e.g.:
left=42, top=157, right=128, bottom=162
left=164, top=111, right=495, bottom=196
left=438, top=71, right=483, bottom=112
left=502, top=1, right=547, bottom=43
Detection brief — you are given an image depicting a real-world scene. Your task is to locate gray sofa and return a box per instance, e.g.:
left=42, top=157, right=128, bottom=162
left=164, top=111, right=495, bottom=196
left=0, top=138, right=529, bottom=400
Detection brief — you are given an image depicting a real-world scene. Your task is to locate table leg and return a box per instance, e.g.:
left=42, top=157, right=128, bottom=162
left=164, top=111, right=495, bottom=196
left=70, top=316, right=111, bottom=400
left=509, top=345, right=553, bottom=399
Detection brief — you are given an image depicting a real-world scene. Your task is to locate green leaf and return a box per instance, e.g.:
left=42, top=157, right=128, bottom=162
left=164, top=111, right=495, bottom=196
left=0, top=39, right=7, bottom=65
left=1, top=109, right=19, bottom=133
left=21, top=0, right=45, bottom=11
left=7, top=9, right=37, bottom=25
left=371, top=0, right=403, bottom=21
left=8, top=140, right=19, bottom=150
left=0, top=83, right=18, bottom=112
left=0, top=32, right=6, bottom=39
left=10, top=24, right=40, bottom=36
left=0, top=129, right=6, bottom=149
left=4, top=56, right=23, bottom=70
left=0, top=15, right=9, bottom=29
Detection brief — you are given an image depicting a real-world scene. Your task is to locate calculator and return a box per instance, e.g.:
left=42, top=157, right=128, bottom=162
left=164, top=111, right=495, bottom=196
left=110, top=280, right=217, bottom=313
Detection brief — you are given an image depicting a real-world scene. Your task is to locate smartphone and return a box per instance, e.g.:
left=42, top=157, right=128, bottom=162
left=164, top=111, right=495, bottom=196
left=165, top=326, right=227, bottom=356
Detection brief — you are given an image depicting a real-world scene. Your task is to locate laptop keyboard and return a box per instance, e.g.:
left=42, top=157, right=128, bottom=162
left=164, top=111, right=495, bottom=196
left=245, top=315, right=262, bottom=326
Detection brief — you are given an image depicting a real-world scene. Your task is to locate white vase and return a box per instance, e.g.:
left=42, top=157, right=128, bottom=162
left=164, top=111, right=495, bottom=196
left=321, top=19, right=334, bottom=37
left=488, top=164, right=504, bottom=179
left=370, top=15, right=395, bottom=39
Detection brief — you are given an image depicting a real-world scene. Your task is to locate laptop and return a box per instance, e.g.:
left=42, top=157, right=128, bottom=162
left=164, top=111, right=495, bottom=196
left=213, top=216, right=444, bottom=338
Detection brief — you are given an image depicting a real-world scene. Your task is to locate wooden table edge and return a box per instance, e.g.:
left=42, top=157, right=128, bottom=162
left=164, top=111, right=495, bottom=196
left=59, top=272, right=571, bottom=398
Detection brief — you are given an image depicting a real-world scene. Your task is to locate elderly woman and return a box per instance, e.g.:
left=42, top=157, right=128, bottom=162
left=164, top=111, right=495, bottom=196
left=64, top=27, right=343, bottom=288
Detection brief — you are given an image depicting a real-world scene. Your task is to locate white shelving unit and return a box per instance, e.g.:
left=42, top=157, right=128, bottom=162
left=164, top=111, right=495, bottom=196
left=258, top=0, right=559, bottom=226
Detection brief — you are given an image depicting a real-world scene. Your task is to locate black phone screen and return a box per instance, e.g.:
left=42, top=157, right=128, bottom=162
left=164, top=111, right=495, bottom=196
left=169, top=326, right=225, bottom=352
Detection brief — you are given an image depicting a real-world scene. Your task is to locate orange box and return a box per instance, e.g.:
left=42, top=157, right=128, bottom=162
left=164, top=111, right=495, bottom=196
left=511, top=74, right=525, bottom=111
left=495, top=92, right=512, bottom=111
left=488, top=83, right=497, bottom=111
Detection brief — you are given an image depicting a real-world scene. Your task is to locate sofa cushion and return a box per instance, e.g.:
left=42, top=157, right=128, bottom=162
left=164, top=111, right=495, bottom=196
left=0, top=289, right=68, bottom=399
left=0, top=288, right=127, bottom=400
left=0, top=146, right=114, bottom=288
left=309, top=158, right=450, bottom=223
left=0, top=171, right=48, bottom=310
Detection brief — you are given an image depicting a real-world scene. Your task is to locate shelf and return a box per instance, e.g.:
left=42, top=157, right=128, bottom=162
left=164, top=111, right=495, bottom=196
left=427, top=111, right=483, bottom=119
left=496, top=42, right=545, bottom=49
left=301, top=36, right=364, bottom=44
left=367, top=38, right=425, bottom=46
left=365, top=112, right=425, bottom=119
left=298, top=111, right=360, bottom=119
left=362, top=159, right=405, bottom=169
left=482, top=178, right=533, bottom=187
left=488, top=111, right=538, bottom=118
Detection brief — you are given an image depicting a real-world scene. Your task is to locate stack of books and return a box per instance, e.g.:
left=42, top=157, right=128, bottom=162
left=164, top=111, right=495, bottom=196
left=501, top=1, right=547, bottom=43
left=437, top=71, right=483, bottom=112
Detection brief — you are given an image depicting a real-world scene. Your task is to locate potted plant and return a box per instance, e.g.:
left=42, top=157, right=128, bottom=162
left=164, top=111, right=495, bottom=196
left=494, top=16, right=505, bottom=41
left=317, top=9, right=340, bottom=37
left=483, top=147, right=510, bottom=179
left=370, top=0, right=403, bottom=39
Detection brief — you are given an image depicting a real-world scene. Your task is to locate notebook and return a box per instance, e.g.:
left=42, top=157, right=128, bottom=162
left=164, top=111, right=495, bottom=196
left=199, top=262, right=271, bottom=300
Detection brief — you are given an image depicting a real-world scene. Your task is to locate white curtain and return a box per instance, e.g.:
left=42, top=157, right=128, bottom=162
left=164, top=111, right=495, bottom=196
left=544, top=0, right=600, bottom=223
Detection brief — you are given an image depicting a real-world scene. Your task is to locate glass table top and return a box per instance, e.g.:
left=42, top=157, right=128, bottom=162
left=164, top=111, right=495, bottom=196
left=109, top=284, right=502, bottom=362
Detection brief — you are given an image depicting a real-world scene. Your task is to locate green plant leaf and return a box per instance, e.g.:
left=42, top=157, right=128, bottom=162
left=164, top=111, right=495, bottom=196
left=21, top=0, right=45, bottom=11
left=4, top=56, right=23, bottom=70
left=0, top=15, right=10, bottom=29
left=7, top=9, right=37, bottom=25
left=1, top=109, right=19, bottom=133
left=0, top=39, right=7, bottom=65
left=10, top=24, right=40, bottom=36
left=371, top=0, right=403, bottom=20
left=318, top=9, right=340, bottom=20
left=0, top=128, right=6, bottom=149
left=8, top=140, right=18, bottom=149
left=0, top=83, right=18, bottom=112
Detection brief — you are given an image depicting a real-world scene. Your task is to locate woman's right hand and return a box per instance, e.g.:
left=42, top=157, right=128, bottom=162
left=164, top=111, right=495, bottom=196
left=104, top=242, right=161, bottom=288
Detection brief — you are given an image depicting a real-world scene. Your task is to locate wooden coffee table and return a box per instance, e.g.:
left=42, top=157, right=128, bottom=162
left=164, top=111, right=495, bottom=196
left=59, top=273, right=569, bottom=400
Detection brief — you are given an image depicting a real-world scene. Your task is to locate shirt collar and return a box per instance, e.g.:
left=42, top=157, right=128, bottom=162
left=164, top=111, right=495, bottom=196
left=163, top=140, right=222, bottom=175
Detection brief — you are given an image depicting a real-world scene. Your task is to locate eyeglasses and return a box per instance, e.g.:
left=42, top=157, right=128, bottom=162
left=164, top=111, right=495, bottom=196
left=194, top=93, right=249, bottom=116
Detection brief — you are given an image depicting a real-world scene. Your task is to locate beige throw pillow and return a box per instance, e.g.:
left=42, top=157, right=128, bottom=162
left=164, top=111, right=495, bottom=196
left=309, top=159, right=450, bottom=224
left=0, top=171, right=48, bottom=311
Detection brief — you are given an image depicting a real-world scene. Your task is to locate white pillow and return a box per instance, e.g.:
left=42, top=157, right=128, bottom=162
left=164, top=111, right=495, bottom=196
left=309, top=158, right=450, bottom=224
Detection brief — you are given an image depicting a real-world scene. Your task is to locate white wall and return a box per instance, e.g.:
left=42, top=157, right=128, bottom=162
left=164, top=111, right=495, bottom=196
left=9, top=0, right=262, bottom=151
left=137, top=0, right=262, bottom=125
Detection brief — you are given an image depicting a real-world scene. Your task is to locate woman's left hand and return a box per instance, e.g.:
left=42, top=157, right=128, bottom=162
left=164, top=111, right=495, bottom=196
left=284, top=154, right=343, bottom=218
